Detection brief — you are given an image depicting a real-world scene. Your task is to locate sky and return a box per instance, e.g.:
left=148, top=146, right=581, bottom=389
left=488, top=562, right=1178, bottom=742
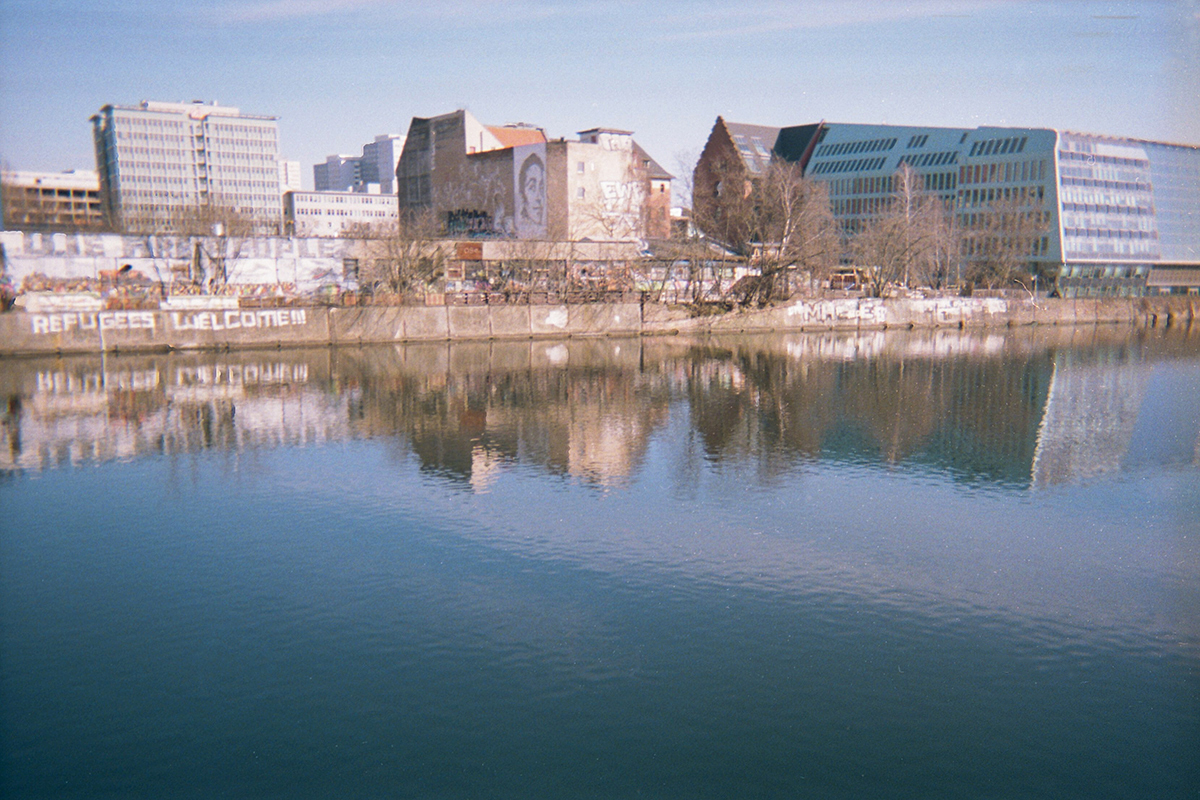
left=1, top=0, right=1197, bottom=196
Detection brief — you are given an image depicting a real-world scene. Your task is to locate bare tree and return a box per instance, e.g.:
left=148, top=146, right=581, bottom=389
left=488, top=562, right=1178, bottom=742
left=695, top=154, right=837, bottom=304
left=960, top=188, right=1049, bottom=290
left=851, top=165, right=955, bottom=297
left=350, top=211, right=447, bottom=296
left=752, top=162, right=839, bottom=301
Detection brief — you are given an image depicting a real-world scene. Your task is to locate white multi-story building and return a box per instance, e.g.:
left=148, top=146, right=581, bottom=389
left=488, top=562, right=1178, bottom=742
left=278, top=159, right=303, bottom=193
left=284, top=190, right=398, bottom=237
left=91, top=100, right=283, bottom=233
left=313, top=134, right=405, bottom=195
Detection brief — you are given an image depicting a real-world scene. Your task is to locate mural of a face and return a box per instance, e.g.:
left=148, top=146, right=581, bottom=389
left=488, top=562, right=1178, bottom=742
left=518, top=154, right=545, bottom=226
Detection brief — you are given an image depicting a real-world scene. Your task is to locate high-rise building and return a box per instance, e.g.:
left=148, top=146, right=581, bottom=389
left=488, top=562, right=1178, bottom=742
left=91, top=100, right=283, bottom=233
left=695, top=118, right=1200, bottom=296
left=313, top=154, right=362, bottom=193
left=313, top=134, right=406, bottom=195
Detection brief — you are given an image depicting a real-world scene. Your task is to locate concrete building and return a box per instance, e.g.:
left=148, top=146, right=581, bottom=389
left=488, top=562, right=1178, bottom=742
left=284, top=190, right=398, bottom=237
left=695, top=118, right=1200, bottom=296
left=396, top=109, right=671, bottom=241
left=91, top=100, right=283, bottom=233
left=1, top=170, right=105, bottom=232
left=278, top=160, right=303, bottom=193
left=313, top=134, right=406, bottom=195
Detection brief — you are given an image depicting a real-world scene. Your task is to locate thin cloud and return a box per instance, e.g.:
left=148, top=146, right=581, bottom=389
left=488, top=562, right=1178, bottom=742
left=206, top=0, right=592, bottom=25
left=652, top=0, right=1013, bottom=44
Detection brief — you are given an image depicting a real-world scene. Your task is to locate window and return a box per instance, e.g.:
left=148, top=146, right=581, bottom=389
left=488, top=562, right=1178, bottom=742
left=577, top=161, right=585, bottom=174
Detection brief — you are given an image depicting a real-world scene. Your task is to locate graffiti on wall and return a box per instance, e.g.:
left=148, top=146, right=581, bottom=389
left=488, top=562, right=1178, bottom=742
left=514, top=143, right=547, bottom=239
left=27, top=309, right=309, bottom=336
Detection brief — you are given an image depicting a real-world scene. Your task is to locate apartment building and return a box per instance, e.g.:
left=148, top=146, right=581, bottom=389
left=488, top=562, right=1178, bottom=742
left=396, top=109, right=671, bottom=241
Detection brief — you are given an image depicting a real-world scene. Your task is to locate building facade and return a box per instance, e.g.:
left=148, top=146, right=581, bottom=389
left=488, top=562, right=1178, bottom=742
left=314, top=134, right=406, bottom=195
left=696, top=118, right=1200, bottom=296
left=91, top=100, right=283, bottom=233
left=284, top=190, right=398, bottom=237
left=397, top=110, right=671, bottom=241
left=278, top=160, right=303, bottom=193
left=1, top=170, right=104, bottom=232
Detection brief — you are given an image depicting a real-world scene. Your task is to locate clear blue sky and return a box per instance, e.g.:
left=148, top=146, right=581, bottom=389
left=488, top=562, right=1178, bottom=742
left=1, top=0, right=1196, bottom=193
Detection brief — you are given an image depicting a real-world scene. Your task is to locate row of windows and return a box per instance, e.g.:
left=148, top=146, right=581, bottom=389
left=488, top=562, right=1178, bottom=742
left=960, top=160, right=1047, bottom=185
left=823, top=171, right=958, bottom=196
left=906, top=134, right=929, bottom=149
left=115, top=131, right=276, bottom=146
left=117, top=116, right=274, bottom=134
left=810, top=156, right=888, bottom=175
left=297, top=195, right=393, bottom=205
left=1058, top=150, right=1147, bottom=168
left=958, top=210, right=1052, bottom=227
left=832, top=196, right=895, bottom=216
left=962, top=234, right=1049, bottom=256
left=1064, top=239, right=1161, bottom=258
left=968, top=136, right=1027, bottom=157
left=294, top=208, right=395, bottom=217
left=1061, top=201, right=1155, bottom=216
left=1059, top=164, right=1151, bottom=185
left=1060, top=177, right=1151, bottom=192
left=828, top=176, right=893, bottom=195
left=897, top=151, right=958, bottom=168
left=814, top=138, right=898, bottom=158
left=120, top=194, right=282, bottom=206
left=959, top=185, right=1046, bottom=206
left=1063, top=228, right=1159, bottom=240
left=1061, top=265, right=1149, bottom=279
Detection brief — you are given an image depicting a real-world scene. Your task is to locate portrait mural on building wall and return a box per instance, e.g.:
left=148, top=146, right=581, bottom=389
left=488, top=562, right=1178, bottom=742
left=514, top=143, right=547, bottom=239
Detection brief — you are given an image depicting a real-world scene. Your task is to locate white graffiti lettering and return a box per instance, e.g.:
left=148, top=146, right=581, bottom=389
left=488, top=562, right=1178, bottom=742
left=30, top=312, right=155, bottom=335
left=169, top=309, right=307, bottom=331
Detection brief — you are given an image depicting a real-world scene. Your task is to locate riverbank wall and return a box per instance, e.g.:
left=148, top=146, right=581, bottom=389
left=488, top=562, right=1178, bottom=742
left=1, top=296, right=1195, bottom=356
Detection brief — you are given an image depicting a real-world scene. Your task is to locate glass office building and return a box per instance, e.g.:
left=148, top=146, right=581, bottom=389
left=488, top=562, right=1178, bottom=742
left=700, top=118, right=1200, bottom=296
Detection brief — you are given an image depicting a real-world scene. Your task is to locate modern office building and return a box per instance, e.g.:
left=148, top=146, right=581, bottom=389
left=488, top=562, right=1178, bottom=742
left=1, top=169, right=104, bottom=232
left=314, top=134, right=406, bottom=195
left=284, top=190, right=398, bottom=237
left=396, top=109, right=671, bottom=241
left=696, top=118, right=1200, bottom=296
left=91, top=100, right=283, bottom=233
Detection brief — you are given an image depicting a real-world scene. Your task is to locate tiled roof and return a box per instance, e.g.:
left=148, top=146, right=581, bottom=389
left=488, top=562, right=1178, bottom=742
left=487, top=126, right=547, bottom=148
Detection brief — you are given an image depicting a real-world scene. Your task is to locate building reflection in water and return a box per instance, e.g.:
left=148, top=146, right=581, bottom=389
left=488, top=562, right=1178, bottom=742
left=2, top=326, right=1196, bottom=488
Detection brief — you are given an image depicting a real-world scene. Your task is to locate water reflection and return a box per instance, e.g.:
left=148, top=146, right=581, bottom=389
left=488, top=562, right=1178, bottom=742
left=3, top=326, right=1198, bottom=799
left=2, top=326, right=1197, bottom=488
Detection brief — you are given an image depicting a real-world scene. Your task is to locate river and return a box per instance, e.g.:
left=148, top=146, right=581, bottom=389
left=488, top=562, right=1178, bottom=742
left=2, top=326, right=1197, bottom=798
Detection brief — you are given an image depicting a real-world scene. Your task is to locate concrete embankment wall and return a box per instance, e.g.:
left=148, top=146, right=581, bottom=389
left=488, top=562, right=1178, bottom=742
left=1, top=297, right=1194, bottom=356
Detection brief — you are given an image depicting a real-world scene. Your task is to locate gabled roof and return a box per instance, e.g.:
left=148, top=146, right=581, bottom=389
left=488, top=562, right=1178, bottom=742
left=633, top=142, right=673, bottom=181
left=722, top=121, right=782, bottom=175
left=486, top=125, right=547, bottom=148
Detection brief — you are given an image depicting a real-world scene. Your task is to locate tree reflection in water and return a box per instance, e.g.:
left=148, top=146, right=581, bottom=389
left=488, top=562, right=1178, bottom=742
left=1, top=325, right=1196, bottom=489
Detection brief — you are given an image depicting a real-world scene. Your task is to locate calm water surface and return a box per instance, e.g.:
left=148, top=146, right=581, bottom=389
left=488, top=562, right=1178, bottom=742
left=2, top=327, right=1198, bottom=798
